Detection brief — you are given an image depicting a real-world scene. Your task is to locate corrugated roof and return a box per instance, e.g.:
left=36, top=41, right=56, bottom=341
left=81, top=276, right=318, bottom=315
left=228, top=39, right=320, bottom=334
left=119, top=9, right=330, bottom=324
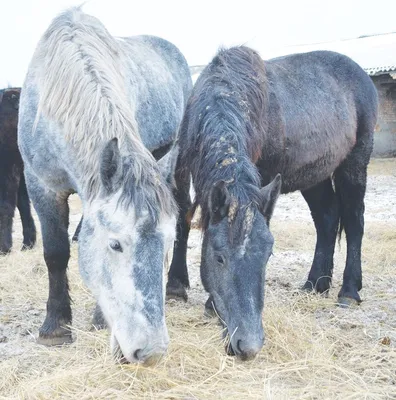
left=365, top=65, right=396, bottom=76
left=248, top=32, right=396, bottom=76
left=190, top=33, right=396, bottom=78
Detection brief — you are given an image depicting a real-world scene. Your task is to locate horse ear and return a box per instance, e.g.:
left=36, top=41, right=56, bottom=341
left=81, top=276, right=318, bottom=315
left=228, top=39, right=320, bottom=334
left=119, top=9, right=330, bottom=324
left=259, top=174, right=282, bottom=223
left=209, top=181, right=231, bottom=224
left=100, top=138, right=123, bottom=194
left=157, top=145, right=179, bottom=188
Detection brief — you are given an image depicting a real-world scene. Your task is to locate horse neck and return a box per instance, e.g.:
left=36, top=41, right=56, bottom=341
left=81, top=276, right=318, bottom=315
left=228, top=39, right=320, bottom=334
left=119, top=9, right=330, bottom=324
left=199, top=117, right=261, bottom=183
left=215, top=149, right=261, bottom=203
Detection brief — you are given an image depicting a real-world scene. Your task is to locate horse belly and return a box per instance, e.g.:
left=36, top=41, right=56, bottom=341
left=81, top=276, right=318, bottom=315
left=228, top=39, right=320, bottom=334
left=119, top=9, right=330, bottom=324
left=280, top=126, right=356, bottom=193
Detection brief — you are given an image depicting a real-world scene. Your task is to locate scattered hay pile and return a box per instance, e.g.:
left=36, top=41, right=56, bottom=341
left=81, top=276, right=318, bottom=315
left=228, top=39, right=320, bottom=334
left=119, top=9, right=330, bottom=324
left=1, top=159, right=396, bottom=399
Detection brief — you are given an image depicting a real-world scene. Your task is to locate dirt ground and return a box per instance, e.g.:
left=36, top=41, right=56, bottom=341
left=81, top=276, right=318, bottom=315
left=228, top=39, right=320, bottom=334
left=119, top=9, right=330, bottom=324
left=1, top=159, right=396, bottom=399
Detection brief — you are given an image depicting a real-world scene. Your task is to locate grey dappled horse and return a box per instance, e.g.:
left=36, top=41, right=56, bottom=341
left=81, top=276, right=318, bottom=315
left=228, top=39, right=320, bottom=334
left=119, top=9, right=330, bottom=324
left=18, top=7, right=192, bottom=364
left=169, top=46, right=378, bottom=360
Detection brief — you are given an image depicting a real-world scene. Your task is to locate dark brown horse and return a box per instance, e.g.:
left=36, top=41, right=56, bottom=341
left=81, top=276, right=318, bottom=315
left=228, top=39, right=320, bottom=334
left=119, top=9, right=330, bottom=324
left=166, top=47, right=378, bottom=360
left=0, top=88, right=36, bottom=254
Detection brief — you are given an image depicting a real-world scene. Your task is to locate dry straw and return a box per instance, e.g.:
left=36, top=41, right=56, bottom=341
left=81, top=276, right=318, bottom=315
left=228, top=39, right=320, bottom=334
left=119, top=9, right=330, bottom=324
left=1, top=160, right=396, bottom=399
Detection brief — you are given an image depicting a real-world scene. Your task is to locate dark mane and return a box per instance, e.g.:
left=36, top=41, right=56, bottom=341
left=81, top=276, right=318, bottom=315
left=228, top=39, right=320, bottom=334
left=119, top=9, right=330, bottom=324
left=179, top=46, right=269, bottom=232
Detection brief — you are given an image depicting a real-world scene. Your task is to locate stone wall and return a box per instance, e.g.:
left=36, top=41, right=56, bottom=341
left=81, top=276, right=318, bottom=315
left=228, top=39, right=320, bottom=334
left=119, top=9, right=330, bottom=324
left=369, top=74, right=396, bottom=157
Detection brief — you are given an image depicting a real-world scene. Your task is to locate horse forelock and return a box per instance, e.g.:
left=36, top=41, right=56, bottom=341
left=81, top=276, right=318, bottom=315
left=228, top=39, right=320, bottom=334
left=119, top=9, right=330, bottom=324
left=32, top=7, right=156, bottom=199
left=227, top=184, right=263, bottom=245
left=118, top=159, right=178, bottom=223
left=180, top=45, right=268, bottom=235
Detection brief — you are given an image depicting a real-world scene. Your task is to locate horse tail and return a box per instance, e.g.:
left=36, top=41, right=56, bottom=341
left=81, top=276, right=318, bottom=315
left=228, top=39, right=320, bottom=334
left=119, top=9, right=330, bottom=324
left=338, top=211, right=344, bottom=243
left=332, top=174, right=344, bottom=243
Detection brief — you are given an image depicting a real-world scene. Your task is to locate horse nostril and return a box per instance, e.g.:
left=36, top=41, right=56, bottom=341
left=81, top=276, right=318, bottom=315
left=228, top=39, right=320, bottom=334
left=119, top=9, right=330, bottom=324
left=134, top=349, right=142, bottom=361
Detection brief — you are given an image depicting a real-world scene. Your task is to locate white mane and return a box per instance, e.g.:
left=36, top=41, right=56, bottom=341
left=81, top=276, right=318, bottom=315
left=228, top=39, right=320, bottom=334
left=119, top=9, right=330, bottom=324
left=32, top=7, right=157, bottom=197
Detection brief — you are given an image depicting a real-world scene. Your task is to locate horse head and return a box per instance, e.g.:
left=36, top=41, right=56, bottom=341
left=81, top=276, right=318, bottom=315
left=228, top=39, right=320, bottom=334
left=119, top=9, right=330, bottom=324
left=78, top=138, right=177, bottom=364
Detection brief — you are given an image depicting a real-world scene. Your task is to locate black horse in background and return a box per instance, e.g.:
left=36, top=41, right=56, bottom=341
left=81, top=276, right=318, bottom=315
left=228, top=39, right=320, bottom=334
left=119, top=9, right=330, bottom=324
left=166, top=47, right=378, bottom=360
left=0, top=88, right=36, bottom=253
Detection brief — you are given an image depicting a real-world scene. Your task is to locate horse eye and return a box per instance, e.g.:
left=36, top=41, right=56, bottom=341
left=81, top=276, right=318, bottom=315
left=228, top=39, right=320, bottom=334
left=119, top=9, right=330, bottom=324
left=109, top=239, right=122, bottom=252
left=216, top=255, right=225, bottom=265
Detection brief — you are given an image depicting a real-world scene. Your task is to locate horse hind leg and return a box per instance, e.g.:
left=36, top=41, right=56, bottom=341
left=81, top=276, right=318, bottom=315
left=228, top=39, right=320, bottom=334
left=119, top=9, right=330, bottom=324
left=301, top=178, right=339, bottom=294
left=26, top=171, right=72, bottom=345
left=17, top=172, right=37, bottom=250
left=0, top=163, right=20, bottom=254
left=0, top=201, right=15, bottom=255
left=334, top=139, right=371, bottom=307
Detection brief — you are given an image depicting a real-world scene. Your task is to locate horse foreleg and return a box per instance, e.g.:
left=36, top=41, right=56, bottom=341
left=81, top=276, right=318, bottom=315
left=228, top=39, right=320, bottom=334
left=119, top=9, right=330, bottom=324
left=17, top=172, right=37, bottom=250
left=301, top=178, right=339, bottom=294
left=166, top=166, right=191, bottom=302
left=26, top=172, right=72, bottom=345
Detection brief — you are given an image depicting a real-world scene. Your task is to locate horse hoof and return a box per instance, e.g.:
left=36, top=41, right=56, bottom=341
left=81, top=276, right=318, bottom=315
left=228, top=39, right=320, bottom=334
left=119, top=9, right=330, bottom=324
left=21, top=243, right=35, bottom=251
left=203, top=306, right=217, bottom=319
left=91, top=305, right=107, bottom=330
left=301, top=279, right=330, bottom=295
left=301, top=281, right=314, bottom=292
left=0, top=248, right=11, bottom=256
left=166, top=280, right=188, bottom=302
left=166, top=290, right=188, bottom=302
left=90, top=322, right=107, bottom=331
left=337, top=297, right=360, bottom=308
left=37, top=331, right=73, bottom=346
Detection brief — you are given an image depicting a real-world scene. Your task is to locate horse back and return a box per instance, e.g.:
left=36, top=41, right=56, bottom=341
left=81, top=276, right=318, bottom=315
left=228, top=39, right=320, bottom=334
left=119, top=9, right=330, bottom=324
left=121, top=35, right=192, bottom=151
